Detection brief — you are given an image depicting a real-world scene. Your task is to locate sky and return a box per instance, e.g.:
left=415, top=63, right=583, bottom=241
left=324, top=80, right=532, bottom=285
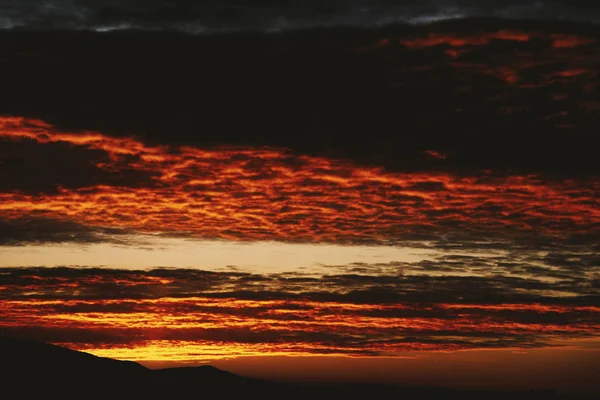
left=0, top=1, right=599, bottom=393
left=2, top=0, right=600, bottom=31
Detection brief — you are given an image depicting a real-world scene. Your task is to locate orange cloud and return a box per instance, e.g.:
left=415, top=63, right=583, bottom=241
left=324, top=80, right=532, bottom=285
left=1, top=296, right=598, bottom=361
left=398, top=30, right=533, bottom=49
left=1, top=117, right=598, bottom=244
left=359, top=30, right=600, bottom=93
left=551, top=34, right=597, bottom=48
left=394, top=30, right=595, bottom=51
left=2, top=266, right=598, bottom=362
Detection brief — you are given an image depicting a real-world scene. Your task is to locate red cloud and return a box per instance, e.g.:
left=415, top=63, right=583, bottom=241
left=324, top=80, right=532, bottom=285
left=1, top=117, right=598, bottom=243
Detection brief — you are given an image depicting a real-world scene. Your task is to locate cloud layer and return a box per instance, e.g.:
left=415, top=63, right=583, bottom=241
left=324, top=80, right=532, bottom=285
left=2, top=21, right=599, bottom=178
left=1, top=18, right=598, bottom=367
left=1, top=117, right=598, bottom=246
left=2, top=1, right=600, bottom=32
left=1, top=266, right=598, bottom=360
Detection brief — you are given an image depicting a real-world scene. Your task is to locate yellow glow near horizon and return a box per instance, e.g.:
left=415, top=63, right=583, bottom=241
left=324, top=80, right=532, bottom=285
left=77, top=339, right=600, bottom=391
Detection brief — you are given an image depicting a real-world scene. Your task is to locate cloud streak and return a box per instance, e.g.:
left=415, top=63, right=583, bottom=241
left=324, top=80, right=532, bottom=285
left=2, top=1, right=600, bottom=32
left=1, top=266, right=598, bottom=361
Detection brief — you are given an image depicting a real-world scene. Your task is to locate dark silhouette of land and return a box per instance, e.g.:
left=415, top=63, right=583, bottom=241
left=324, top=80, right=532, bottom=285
left=0, top=337, right=595, bottom=399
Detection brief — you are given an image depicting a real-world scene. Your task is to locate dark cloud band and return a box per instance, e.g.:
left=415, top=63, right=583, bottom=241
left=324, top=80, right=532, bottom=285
left=2, top=20, right=599, bottom=178
left=2, top=1, right=600, bottom=32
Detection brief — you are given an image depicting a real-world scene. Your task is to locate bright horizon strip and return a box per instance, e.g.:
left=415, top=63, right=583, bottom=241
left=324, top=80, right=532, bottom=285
left=0, top=237, right=435, bottom=273
left=79, top=338, right=600, bottom=367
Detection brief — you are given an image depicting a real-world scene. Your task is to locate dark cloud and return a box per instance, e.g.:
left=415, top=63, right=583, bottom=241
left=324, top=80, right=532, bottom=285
left=0, top=138, right=160, bottom=194
left=1, top=19, right=599, bottom=178
left=0, top=217, right=133, bottom=246
left=1, top=1, right=600, bottom=32
left=1, top=263, right=597, bottom=305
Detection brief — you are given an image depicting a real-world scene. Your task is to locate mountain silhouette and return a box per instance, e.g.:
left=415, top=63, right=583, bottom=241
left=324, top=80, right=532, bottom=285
left=0, top=337, right=594, bottom=399
left=3, top=336, right=146, bottom=376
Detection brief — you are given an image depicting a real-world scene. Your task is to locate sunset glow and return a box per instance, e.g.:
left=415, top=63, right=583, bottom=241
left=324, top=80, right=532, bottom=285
left=1, top=117, right=598, bottom=243
left=1, top=14, right=599, bottom=393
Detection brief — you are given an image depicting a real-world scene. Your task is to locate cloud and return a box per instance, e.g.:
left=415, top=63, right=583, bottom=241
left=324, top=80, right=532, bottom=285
left=0, top=217, right=133, bottom=246
left=0, top=138, right=160, bottom=194
left=0, top=10, right=598, bottom=370
left=1, top=20, right=599, bottom=180
left=2, top=263, right=597, bottom=304
left=1, top=117, right=598, bottom=245
left=1, top=1, right=600, bottom=32
left=1, top=266, right=598, bottom=358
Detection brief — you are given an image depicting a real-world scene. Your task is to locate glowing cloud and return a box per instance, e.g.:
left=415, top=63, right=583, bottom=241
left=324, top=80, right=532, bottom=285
left=1, top=117, right=598, bottom=244
left=1, top=267, right=598, bottom=362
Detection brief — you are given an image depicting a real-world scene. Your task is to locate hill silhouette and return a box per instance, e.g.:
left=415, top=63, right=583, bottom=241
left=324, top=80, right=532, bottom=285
left=0, top=337, right=596, bottom=399
left=1, top=337, right=274, bottom=396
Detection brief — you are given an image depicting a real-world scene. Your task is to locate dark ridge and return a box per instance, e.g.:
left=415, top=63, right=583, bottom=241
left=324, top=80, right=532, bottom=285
left=1, top=336, right=148, bottom=382
left=1, top=336, right=147, bottom=374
